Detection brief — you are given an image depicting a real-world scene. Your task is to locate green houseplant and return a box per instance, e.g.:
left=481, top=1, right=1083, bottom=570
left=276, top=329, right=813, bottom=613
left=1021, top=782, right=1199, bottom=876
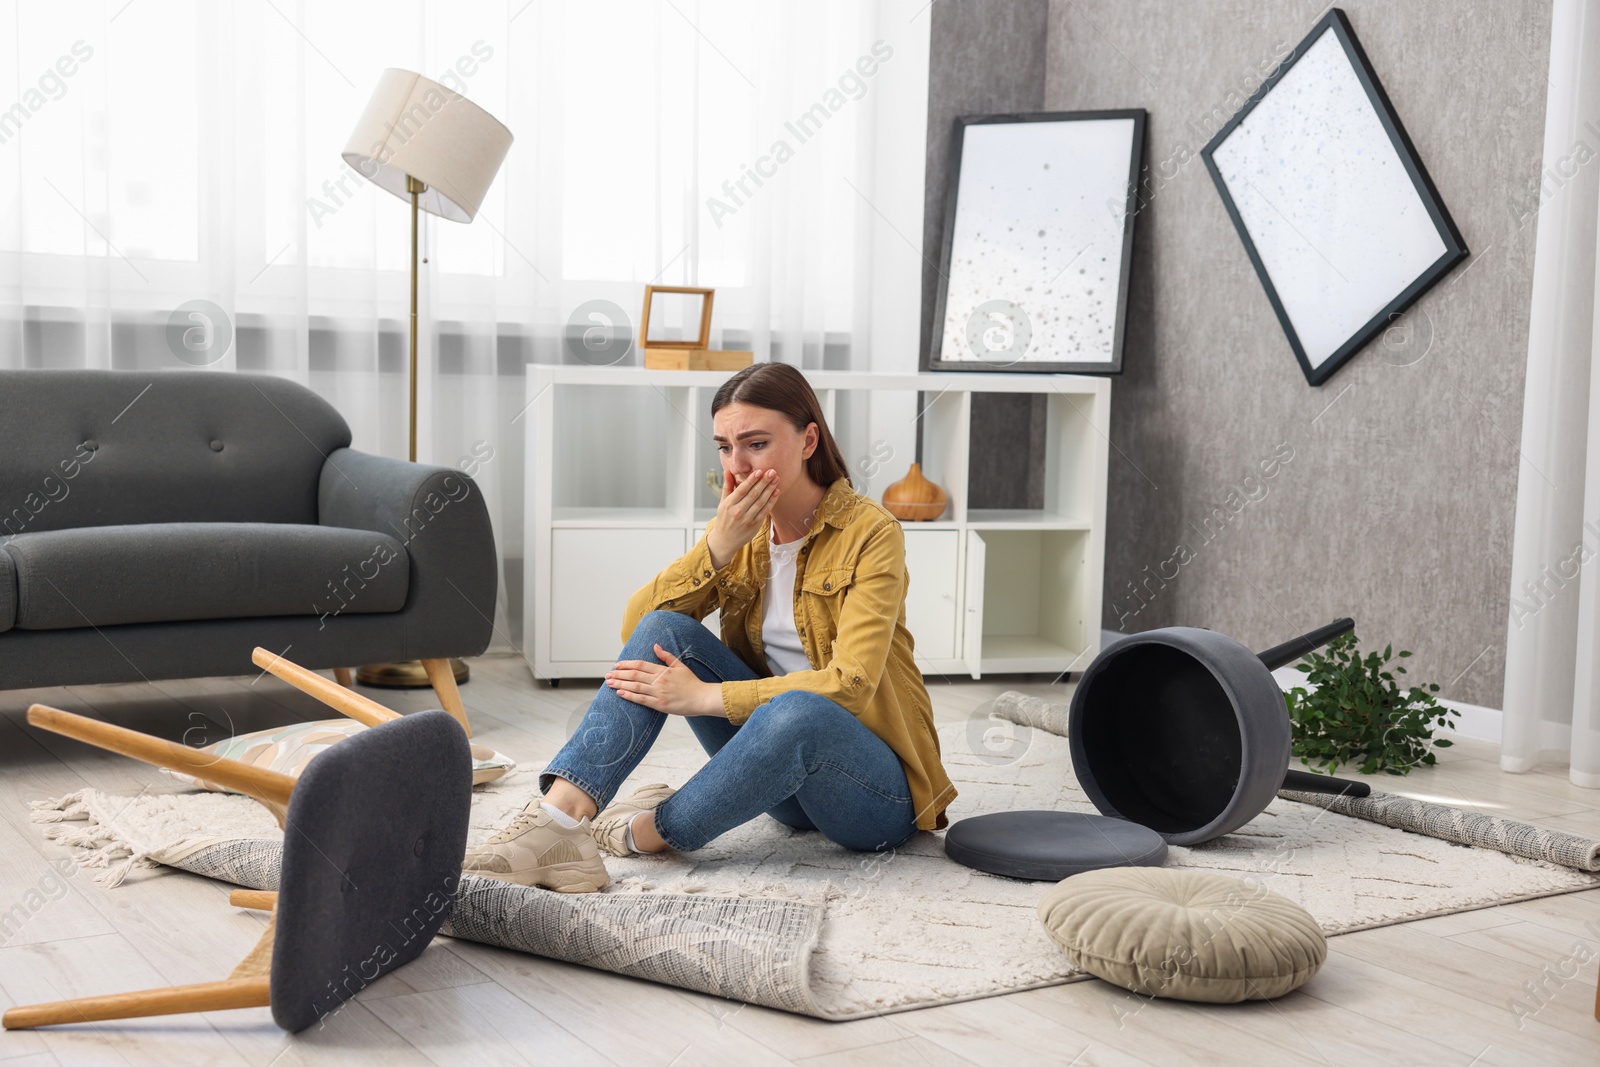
left=1283, top=632, right=1457, bottom=776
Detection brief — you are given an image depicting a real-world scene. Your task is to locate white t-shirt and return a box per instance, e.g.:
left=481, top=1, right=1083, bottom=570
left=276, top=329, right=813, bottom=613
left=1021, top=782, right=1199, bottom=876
left=761, top=531, right=812, bottom=676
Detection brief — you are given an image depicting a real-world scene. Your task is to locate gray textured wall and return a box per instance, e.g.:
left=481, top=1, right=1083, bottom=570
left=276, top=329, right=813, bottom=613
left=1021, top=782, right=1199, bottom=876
left=921, top=0, right=1053, bottom=506
left=1029, top=1, right=1552, bottom=706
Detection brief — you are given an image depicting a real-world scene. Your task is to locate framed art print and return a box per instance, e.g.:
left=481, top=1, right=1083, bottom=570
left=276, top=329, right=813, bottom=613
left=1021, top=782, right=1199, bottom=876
left=1201, top=7, right=1468, bottom=386
left=925, top=110, right=1146, bottom=375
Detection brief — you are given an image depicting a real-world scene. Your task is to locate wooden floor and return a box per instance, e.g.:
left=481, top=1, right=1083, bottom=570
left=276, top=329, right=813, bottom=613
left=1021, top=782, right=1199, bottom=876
left=0, top=652, right=1595, bottom=1066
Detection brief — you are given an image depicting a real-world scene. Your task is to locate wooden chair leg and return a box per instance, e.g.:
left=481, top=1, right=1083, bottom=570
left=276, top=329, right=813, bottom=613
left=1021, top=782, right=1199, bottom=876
left=421, top=659, right=471, bottom=737
left=333, top=667, right=353, bottom=688
left=229, top=889, right=277, bottom=912
left=2, top=977, right=271, bottom=1029
left=3, top=886, right=282, bottom=1030
left=27, top=706, right=294, bottom=825
left=251, top=648, right=399, bottom=727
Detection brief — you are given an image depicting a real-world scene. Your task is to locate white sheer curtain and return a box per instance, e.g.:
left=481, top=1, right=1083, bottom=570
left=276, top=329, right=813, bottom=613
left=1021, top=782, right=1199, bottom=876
left=1504, top=0, right=1600, bottom=787
left=0, top=0, right=929, bottom=650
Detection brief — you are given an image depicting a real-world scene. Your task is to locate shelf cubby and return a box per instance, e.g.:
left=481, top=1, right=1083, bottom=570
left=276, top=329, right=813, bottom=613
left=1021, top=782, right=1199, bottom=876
left=963, top=388, right=1103, bottom=526
left=548, top=382, right=693, bottom=523
left=968, top=529, right=1094, bottom=674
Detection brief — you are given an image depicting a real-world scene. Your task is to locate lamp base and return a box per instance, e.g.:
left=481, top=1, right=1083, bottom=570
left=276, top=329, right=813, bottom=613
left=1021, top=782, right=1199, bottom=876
left=356, top=659, right=469, bottom=688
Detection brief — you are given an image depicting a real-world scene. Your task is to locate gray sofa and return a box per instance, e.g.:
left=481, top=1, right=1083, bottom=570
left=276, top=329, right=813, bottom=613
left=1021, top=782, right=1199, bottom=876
left=0, top=369, right=497, bottom=723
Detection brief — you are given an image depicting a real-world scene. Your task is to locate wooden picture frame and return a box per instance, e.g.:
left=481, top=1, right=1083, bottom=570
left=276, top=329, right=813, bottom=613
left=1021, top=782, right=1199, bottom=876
left=924, top=110, right=1146, bottom=375
left=1200, top=7, right=1468, bottom=387
left=640, top=285, right=714, bottom=350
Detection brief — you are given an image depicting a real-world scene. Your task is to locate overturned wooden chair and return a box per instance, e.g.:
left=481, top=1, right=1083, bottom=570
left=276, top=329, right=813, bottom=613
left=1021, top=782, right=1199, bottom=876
left=4, top=654, right=473, bottom=1033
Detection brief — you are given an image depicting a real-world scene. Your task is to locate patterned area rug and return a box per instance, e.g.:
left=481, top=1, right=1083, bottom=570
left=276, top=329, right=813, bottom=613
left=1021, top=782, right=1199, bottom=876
left=30, top=700, right=1600, bottom=1020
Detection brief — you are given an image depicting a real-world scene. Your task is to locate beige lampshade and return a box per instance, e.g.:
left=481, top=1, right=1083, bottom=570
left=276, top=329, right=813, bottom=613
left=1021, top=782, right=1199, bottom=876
left=343, top=68, right=512, bottom=223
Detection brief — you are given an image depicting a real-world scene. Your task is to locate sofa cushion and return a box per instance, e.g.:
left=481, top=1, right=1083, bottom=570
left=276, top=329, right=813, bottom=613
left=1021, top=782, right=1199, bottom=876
left=0, top=369, right=351, bottom=535
left=3, top=523, right=408, bottom=630
left=0, top=546, right=14, bottom=633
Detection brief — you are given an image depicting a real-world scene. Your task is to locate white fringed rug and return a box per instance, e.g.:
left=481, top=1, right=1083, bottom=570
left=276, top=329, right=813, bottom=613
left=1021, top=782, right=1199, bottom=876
left=31, top=708, right=1600, bottom=1020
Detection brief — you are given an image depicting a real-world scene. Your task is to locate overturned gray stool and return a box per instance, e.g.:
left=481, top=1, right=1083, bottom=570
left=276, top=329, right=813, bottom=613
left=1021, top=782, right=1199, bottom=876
left=6, top=681, right=471, bottom=1032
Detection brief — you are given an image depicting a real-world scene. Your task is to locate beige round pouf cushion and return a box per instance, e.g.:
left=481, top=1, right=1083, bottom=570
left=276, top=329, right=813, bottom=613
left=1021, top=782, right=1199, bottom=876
left=1038, top=867, right=1327, bottom=1003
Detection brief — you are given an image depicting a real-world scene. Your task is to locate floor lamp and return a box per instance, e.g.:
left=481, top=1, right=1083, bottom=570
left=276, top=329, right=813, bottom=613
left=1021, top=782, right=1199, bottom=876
left=342, top=68, right=512, bottom=688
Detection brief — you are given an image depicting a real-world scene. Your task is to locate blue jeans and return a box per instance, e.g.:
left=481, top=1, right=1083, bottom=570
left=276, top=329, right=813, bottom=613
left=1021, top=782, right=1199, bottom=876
left=541, top=610, right=917, bottom=853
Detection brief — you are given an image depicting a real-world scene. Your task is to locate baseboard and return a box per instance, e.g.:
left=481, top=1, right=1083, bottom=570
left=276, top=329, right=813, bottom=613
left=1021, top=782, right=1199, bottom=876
left=1436, top=698, right=1503, bottom=744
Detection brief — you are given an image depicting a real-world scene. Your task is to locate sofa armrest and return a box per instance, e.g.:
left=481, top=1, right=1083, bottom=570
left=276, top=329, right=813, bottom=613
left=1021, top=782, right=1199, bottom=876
left=317, top=448, right=498, bottom=660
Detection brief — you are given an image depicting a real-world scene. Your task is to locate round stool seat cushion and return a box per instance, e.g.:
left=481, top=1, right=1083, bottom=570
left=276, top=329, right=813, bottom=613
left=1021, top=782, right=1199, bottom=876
left=943, top=811, right=1168, bottom=881
left=1038, top=867, right=1327, bottom=1003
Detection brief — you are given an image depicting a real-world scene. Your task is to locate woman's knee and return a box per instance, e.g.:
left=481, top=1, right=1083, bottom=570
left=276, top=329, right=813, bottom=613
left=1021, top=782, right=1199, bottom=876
left=639, top=608, right=701, bottom=631
left=747, top=689, right=837, bottom=740
left=630, top=609, right=704, bottom=648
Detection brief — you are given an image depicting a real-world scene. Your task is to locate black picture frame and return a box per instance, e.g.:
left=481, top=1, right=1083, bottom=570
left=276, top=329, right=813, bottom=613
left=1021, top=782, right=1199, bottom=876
left=923, top=109, right=1146, bottom=375
left=1200, top=7, right=1468, bottom=387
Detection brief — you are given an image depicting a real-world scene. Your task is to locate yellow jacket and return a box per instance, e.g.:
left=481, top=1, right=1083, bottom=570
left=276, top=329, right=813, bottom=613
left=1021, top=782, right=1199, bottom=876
left=620, top=476, right=956, bottom=831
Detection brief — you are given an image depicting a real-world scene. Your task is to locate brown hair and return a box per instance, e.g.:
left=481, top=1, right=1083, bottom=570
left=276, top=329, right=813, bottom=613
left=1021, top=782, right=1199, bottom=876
left=711, top=363, right=851, bottom=490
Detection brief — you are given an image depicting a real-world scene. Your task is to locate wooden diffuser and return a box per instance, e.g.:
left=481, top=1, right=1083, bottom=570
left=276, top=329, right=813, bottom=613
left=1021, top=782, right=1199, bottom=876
left=882, top=463, right=948, bottom=521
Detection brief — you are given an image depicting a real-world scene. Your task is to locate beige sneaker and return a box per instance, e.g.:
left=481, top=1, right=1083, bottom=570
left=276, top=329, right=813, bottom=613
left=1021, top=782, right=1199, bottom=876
left=591, top=783, right=678, bottom=857
left=462, top=801, right=611, bottom=892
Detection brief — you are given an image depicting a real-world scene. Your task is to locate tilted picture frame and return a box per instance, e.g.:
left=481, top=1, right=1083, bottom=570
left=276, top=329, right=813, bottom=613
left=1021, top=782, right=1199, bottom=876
left=1201, top=7, right=1468, bottom=386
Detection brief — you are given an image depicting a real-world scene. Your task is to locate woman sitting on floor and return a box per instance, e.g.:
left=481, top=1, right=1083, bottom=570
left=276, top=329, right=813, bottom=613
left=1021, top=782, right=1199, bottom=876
left=464, top=362, right=956, bottom=892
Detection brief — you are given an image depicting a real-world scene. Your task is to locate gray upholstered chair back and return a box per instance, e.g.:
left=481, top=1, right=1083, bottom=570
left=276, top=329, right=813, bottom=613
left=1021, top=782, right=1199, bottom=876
left=0, top=370, right=351, bottom=533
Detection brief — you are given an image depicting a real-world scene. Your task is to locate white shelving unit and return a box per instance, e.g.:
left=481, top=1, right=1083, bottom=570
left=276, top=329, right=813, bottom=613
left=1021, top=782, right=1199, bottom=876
left=522, top=366, right=1110, bottom=683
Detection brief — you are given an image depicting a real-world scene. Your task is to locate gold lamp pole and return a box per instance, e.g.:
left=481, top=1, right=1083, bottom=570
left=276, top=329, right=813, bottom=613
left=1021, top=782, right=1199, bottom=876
left=356, top=174, right=438, bottom=688
left=342, top=69, right=513, bottom=689
left=406, top=174, right=419, bottom=463
left=408, top=174, right=422, bottom=463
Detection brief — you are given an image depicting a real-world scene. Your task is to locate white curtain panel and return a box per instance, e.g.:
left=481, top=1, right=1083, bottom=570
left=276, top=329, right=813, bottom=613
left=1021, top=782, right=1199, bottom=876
left=1504, top=0, right=1600, bottom=787
left=0, top=0, right=928, bottom=651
